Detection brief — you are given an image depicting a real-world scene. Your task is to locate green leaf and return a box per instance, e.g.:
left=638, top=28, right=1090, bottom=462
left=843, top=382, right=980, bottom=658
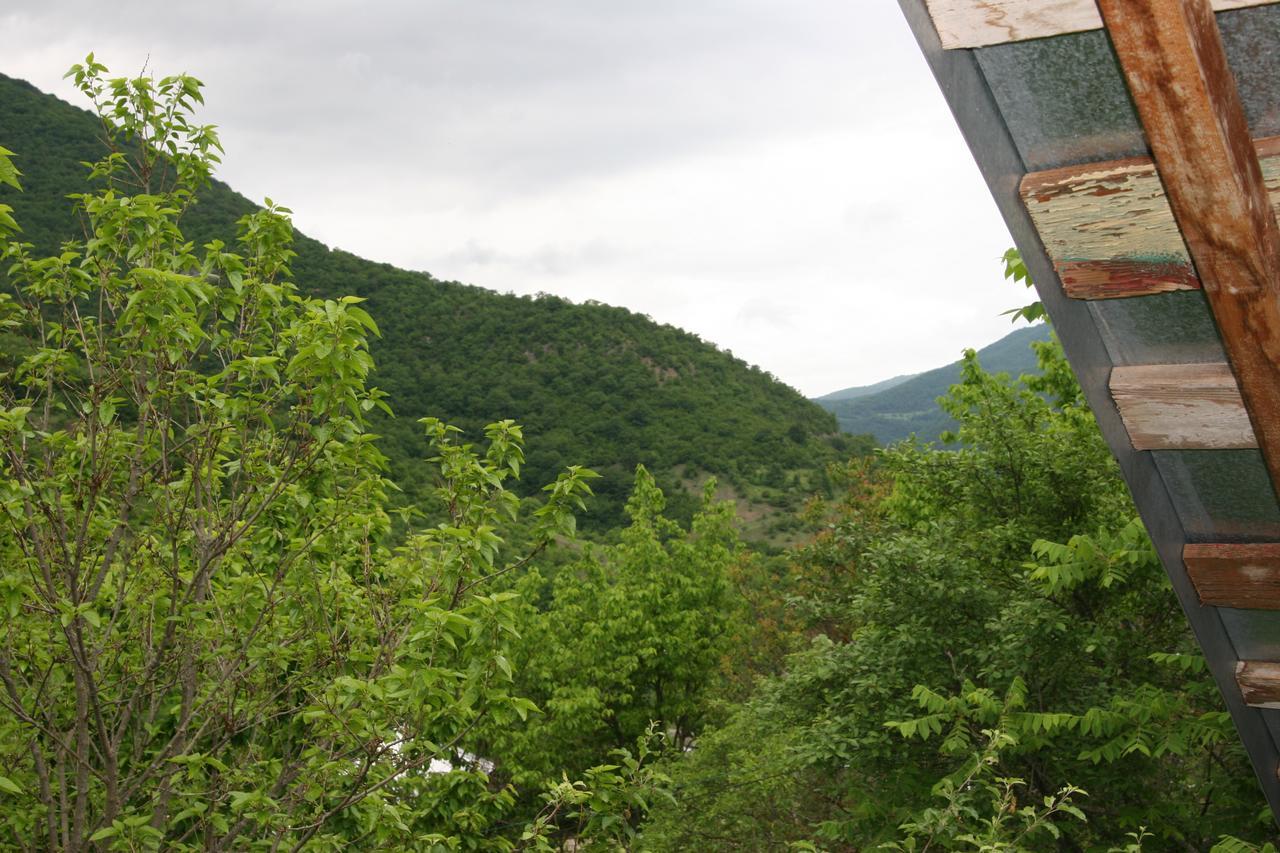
left=0, top=146, right=22, bottom=191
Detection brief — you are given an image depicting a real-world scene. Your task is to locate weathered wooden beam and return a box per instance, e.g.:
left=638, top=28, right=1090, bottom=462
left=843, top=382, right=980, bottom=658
left=1098, top=0, right=1280, bottom=492
left=1184, top=543, right=1280, bottom=608
left=925, top=0, right=1276, bottom=49
left=1020, top=137, right=1280, bottom=299
left=1237, top=660, right=1280, bottom=708
left=1110, top=363, right=1254, bottom=449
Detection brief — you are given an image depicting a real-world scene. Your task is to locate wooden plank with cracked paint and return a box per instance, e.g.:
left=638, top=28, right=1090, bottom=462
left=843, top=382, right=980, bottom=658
left=1110, top=363, right=1255, bottom=450
left=1237, top=660, right=1280, bottom=708
left=925, top=0, right=1278, bottom=49
left=1020, top=137, right=1280, bottom=299
left=1184, top=543, right=1280, bottom=609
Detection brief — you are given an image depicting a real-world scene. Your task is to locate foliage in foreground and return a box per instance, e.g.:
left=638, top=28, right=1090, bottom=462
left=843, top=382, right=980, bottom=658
left=489, top=467, right=737, bottom=805
left=644, top=338, right=1277, bottom=850
left=0, top=59, right=614, bottom=851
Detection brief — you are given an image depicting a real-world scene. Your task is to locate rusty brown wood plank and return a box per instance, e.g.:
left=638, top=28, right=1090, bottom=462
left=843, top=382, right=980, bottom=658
left=1110, top=363, right=1254, bottom=449
left=1020, top=136, right=1280, bottom=299
left=1054, top=259, right=1200, bottom=299
left=1097, top=0, right=1280, bottom=491
left=1237, top=660, right=1280, bottom=708
left=1184, top=543, right=1280, bottom=608
left=925, top=0, right=1277, bottom=49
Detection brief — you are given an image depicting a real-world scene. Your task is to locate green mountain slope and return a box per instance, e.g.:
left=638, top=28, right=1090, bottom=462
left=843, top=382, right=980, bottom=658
left=814, top=324, right=1052, bottom=445
left=0, top=72, right=843, bottom=531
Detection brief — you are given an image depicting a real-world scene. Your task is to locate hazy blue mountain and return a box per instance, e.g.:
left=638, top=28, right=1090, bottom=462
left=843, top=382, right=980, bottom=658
left=814, top=324, right=1052, bottom=445
left=815, top=372, right=917, bottom=403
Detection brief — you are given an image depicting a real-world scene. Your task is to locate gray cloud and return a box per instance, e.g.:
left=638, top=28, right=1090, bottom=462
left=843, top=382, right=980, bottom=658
left=3, top=2, right=924, bottom=193
left=0, top=1, right=1016, bottom=396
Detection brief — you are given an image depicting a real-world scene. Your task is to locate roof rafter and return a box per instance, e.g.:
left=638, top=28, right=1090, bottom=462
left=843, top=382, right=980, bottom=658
left=1098, top=0, right=1280, bottom=492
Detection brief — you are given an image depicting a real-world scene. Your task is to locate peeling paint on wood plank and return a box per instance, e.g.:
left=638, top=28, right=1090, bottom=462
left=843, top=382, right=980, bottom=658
left=1184, top=543, right=1280, bottom=609
left=1237, top=660, right=1280, bottom=708
left=1021, top=136, right=1280, bottom=299
left=925, top=0, right=1278, bottom=49
left=1110, top=363, right=1255, bottom=450
left=1055, top=259, right=1200, bottom=297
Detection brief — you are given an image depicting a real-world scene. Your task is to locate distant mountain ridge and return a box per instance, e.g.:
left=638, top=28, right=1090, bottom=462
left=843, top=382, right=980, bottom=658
left=815, top=372, right=917, bottom=403
left=814, top=324, right=1052, bottom=446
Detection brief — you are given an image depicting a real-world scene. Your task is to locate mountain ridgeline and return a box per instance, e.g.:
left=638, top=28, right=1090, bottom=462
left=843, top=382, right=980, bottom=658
left=0, top=72, right=851, bottom=532
left=814, top=323, right=1053, bottom=445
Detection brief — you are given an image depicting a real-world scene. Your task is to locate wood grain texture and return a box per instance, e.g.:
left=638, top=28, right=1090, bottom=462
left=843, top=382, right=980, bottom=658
left=1110, top=363, right=1254, bottom=449
left=1184, top=543, right=1280, bottom=608
left=1020, top=136, right=1280, bottom=299
left=925, top=0, right=1276, bottom=48
left=1237, top=660, right=1280, bottom=708
left=1098, top=0, right=1280, bottom=495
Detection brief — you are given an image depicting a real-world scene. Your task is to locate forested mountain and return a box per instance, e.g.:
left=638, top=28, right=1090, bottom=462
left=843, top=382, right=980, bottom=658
left=814, top=323, right=1052, bottom=445
left=0, top=72, right=847, bottom=531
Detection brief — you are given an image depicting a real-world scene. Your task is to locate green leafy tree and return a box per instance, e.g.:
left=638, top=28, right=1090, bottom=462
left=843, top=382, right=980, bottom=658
left=0, top=58, right=596, bottom=850
left=489, top=467, right=737, bottom=809
left=882, top=722, right=1088, bottom=853
left=521, top=725, right=674, bottom=852
left=645, top=338, right=1274, bottom=849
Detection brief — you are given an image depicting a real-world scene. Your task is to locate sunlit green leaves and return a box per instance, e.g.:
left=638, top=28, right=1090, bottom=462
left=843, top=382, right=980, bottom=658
left=0, top=145, right=20, bottom=240
left=1001, top=247, right=1046, bottom=325
left=0, top=56, right=601, bottom=851
left=0, top=145, right=21, bottom=191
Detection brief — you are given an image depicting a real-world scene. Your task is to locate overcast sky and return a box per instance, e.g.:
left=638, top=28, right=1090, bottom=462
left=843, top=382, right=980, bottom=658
left=0, top=1, right=1016, bottom=397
